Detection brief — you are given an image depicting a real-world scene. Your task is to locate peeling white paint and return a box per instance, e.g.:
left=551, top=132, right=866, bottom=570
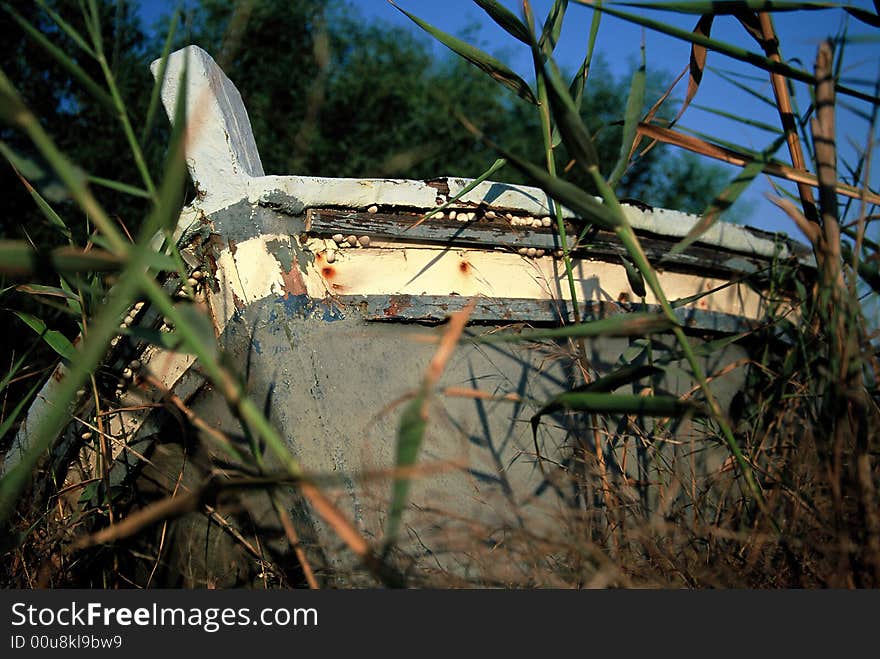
left=248, top=176, right=439, bottom=210
left=150, top=45, right=263, bottom=207
left=621, top=206, right=791, bottom=262
left=1, top=364, right=67, bottom=475
left=212, top=234, right=292, bottom=331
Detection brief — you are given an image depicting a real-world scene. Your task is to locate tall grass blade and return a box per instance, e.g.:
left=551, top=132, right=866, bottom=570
left=619, top=255, right=647, bottom=296
left=840, top=34, right=880, bottom=44
left=502, top=142, right=616, bottom=226
left=472, top=0, right=531, bottom=43
left=0, top=62, right=263, bottom=546
left=670, top=273, right=758, bottom=308
left=390, top=2, right=537, bottom=103
left=608, top=41, right=646, bottom=188
left=672, top=123, right=782, bottom=156
left=12, top=311, right=76, bottom=361
left=569, top=1, right=602, bottom=108
left=576, top=0, right=880, bottom=104
left=522, top=1, right=589, bottom=337
left=733, top=7, right=765, bottom=42
left=0, top=241, right=122, bottom=275
left=634, top=122, right=880, bottom=203
left=579, top=364, right=663, bottom=394
left=1, top=3, right=114, bottom=110
left=843, top=6, right=880, bottom=27
left=58, top=275, right=83, bottom=317
left=384, top=302, right=474, bottom=552
left=531, top=392, right=698, bottom=430
left=665, top=134, right=786, bottom=259
left=13, top=284, right=78, bottom=300
left=84, top=0, right=102, bottom=52
left=458, top=111, right=618, bottom=227
left=0, top=141, right=49, bottom=182
left=633, top=66, right=686, bottom=159
left=691, top=103, right=783, bottom=133
left=529, top=48, right=601, bottom=170
left=410, top=158, right=506, bottom=230
left=614, top=1, right=873, bottom=21
left=0, top=69, right=164, bottom=525
left=87, top=176, right=151, bottom=199
left=384, top=393, right=428, bottom=552
left=0, top=70, right=127, bottom=254
left=90, top=13, right=157, bottom=199
left=3, top=157, right=72, bottom=240
left=618, top=1, right=880, bottom=28
left=142, top=7, right=179, bottom=146
left=88, top=235, right=177, bottom=271
left=530, top=363, right=684, bottom=446
left=768, top=194, right=821, bottom=244
left=539, top=0, right=569, bottom=52
left=675, top=14, right=713, bottom=125
left=712, top=66, right=778, bottom=108
left=631, top=14, right=712, bottom=159
left=34, top=0, right=96, bottom=57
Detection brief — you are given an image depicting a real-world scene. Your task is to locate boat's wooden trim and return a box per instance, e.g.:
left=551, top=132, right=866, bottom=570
left=334, top=295, right=762, bottom=333
left=304, top=207, right=789, bottom=279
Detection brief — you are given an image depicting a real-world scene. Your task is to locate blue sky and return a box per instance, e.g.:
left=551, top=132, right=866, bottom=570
left=138, top=0, right=879, bottom=239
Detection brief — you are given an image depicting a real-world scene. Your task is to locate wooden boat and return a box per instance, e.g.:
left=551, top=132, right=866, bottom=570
left=6, top=46, right=812, bottom=587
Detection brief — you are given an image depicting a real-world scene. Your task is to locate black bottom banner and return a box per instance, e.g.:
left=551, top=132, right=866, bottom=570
left=1, top=589, right=876, bottom=655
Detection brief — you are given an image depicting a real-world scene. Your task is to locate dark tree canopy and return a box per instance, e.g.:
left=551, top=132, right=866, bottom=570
left=1, top=1, right=168, bottom=245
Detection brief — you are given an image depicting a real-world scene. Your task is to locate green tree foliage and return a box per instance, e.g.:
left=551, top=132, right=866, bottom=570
left=1, top=1, right=161, bottom=243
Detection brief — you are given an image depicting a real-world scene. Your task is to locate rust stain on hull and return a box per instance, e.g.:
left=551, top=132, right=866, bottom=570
left=384, top=295, right=413, bottom=318
left=280, top=265, right=307, bottom=298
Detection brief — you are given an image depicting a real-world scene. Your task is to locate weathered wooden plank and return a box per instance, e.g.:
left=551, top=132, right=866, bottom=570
left=305, top=207, right=574, bottom=251
left=304, top=208, right=779, bottom=278
left=336, top=294, right=759, bottom=333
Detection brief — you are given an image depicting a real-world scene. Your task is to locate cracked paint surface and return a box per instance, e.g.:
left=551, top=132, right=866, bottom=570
left=212, top=233, right=299, bottom=331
